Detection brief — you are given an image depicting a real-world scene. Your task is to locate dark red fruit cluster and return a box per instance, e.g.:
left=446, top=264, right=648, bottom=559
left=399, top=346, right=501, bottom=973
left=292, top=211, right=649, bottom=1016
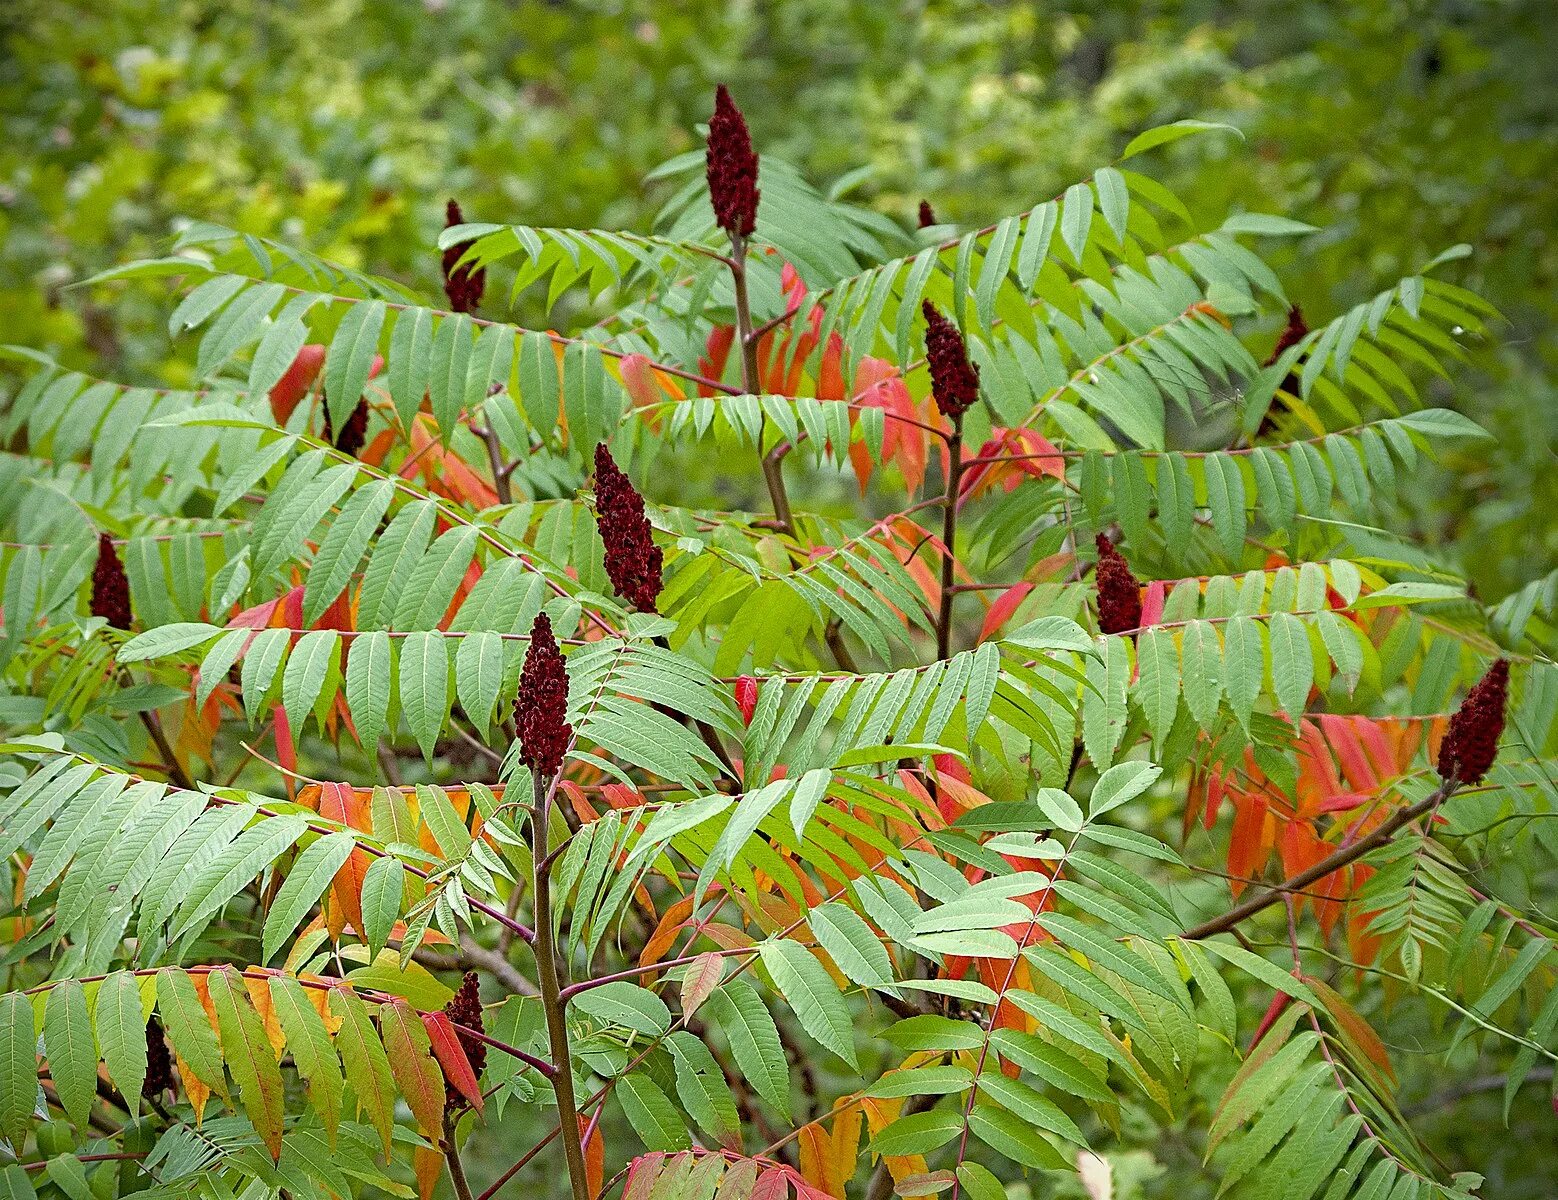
left=442, top=199, right=486, bottom=314
left=322, top=396, right=369, bottom=457
left=442, top=971, right=487, bottom=1102
left=1438, top=659, right=1509, bottom=785
left=1264, top=304, right=1308, bottom=403
left=1265, top=305, right=1309, bottom=365
left=515, top=612, right=573, bottom=780
left=922, top=301, right=980, bottom=420
left=1094, top=533, right=1143, bottom=635
left=594, top=443, right=663, bottom=613
left=917, top=199, right=938, bottom=229
left=90, top=533, right=132, bottom=630
left=706, top=85, right=759, bottom=239
left=144, top=1017, right=173, bottom=1099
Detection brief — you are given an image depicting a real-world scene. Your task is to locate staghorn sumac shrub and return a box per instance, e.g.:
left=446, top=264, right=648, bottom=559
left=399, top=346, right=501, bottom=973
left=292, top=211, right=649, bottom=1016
left=0, top=84, right=1553, bottom=1200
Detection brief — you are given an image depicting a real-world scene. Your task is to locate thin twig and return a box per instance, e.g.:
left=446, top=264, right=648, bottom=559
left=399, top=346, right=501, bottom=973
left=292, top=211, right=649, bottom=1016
left=138, top=709, right=195, bottom=790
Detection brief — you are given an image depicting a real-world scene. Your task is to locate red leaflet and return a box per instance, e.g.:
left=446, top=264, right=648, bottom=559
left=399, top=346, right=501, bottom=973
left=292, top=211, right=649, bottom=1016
left=269, top=343, right=326, bottom=424
left=735, top=675, right=760, bottom=726
left=977, top=581, right=1033, bottom=644
left=422, top=1009, right=485, bottom=1113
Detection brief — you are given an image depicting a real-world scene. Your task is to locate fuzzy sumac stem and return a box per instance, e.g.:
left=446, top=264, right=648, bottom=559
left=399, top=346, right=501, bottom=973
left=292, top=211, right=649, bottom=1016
left=529, top=771, right=590, bottom=1200
left=730, top=235, right=794, bottom=534
left=935, top=418, right=964, bottom=660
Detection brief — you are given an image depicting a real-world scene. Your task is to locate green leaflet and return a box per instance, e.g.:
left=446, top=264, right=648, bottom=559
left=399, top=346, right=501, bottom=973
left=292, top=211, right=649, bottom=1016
left=328, top=988, right=397, bottom=1154
left=42, top=981, right=95, bottom=1127
left=260, top=832, right=357, bottom=963
left=701, top=978, right=790, bottom=1120
left=206, top=967, right=285, bottom=1158
left=303, top=479, right=394, bottom=625
left=266, top=976, right=344, bottom=1138
left=758, top=939, right=857, bottom=1068
left=399, top=630, right=449, bottom=761
left=155, top=969, right=227, bottom=1100
left=324, top=299, right=386, bottom=433
left=615, top=1073, right=690, bottom=1152
left=94, top=973, right=149, bottom=1112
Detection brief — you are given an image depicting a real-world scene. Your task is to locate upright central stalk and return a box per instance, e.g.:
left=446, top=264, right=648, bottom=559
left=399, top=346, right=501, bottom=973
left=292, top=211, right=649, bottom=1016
left=530, top=773, right=589, bottom=1200
left=936, top=417, right=964, bottom=660
left=731, top=234, right=795, bottom=535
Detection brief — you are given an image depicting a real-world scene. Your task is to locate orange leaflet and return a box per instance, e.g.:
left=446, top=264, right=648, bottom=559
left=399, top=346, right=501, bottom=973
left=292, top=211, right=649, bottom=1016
left=618, top=352, right=685, bottom=413
left=413, top=1144, right=444, bottom=1200
left=958, top=426, right=1064, bottom=507
left=582, top=1115, right=605, bottom=1199
left=317, top=781, right=372, bottom=939
left=848, top=362, right=928, bottom=495
left=977, top=581, right=1034, bottom=644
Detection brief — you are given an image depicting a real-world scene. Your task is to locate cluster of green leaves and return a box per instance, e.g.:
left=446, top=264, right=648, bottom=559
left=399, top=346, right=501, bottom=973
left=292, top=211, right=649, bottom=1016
left=1, top=61, right=1555, bottom=1200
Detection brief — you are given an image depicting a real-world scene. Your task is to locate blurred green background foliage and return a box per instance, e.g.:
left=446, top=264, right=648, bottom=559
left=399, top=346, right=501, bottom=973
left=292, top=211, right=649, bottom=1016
left=5, top=1, right=1552, bottom=599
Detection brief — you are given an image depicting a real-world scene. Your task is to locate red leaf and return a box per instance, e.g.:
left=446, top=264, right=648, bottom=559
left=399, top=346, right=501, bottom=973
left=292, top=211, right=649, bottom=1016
left=735, top=675, right=760, bottom=726
left=977, top=582, right=1033, bottom=644
left=269, top=344, right=326, bottom=425
left=582, top=1115, right=604, bottom=1199
left=421, top=1011, right=485, bottom=1113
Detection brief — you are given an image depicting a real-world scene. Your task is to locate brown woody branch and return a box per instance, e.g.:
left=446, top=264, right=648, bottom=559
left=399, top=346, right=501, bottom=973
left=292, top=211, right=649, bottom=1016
left=1181, top=780, right=1456, bottom=940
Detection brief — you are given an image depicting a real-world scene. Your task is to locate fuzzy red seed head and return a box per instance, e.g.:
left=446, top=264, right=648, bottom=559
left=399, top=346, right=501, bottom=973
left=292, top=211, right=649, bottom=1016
left=1094, top=533, right=1143, bottom=635
left=706, top=85, right=760, bottom=239
left=735, top=676, right=760, bottom=727
left=515, top=613, right=573, bottom=780
left=441, top=971, right=487, bottom=1095
left=1438, top=658, right=1509, bottom=785
left=917, top=199, right=938, bottom=229
left=90, top=533, right=132, bottom=630
left=593, top=442, right=664, bottom=613
left=442, top=198, right=486, bottom=314
left=144, top=1017, right=173, bottom=1098
left=331, top=397, right=369, bottom=457
left=921, top=300, right=980, bottom=420
left=1265, top=304, right=1309, bottom=366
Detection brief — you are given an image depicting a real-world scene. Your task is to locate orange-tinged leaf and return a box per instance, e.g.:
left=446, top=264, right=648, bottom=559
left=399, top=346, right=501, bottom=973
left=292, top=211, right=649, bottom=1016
left=977, top=582, right=1034, bottom=644
left=582, top=1115, right=604, bottom=1199
left=640, top=894, right=696, bottom=969
left=798, top=1124, right=834, bottom=1196
left=242, top=974, right=287, bottom=1058
left=827, top=1098, right=864, bottom=1197
left=679, top=952, right=725, bottom=1018
left=172, top=1046, right=211, bottom=1123
left=422, top=1010, right=484, bottom=1113
left=382, top=998, right=445, bottom=1137
left=208, top=966, right=285, bottom=1160
left=318, top=781, right=370, bottom=939
left=1306, top=975, right=1396, bottom=1085
left=414, top=1143, right=445, bottom=1200
left=859, top=1094, right=930, bottom=1180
